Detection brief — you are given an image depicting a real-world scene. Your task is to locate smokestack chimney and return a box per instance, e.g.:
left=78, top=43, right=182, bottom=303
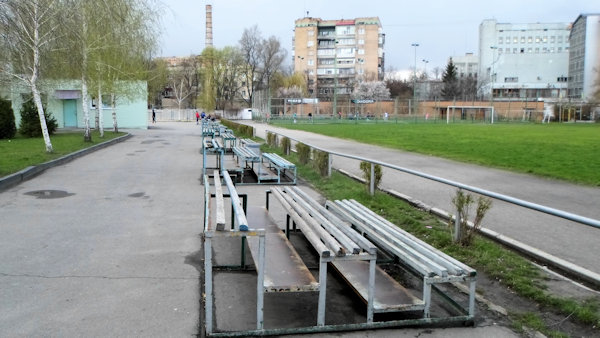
left=205, top=4, right=213, bottom=48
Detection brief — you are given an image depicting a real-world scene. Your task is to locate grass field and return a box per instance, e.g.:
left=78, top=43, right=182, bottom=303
left=0, top=131, right=126, bottom=177
left=272, top=121, right=600, bottom=186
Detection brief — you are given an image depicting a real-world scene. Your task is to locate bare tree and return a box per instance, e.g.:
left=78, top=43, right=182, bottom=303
left=0, top=0, right=67, bottom=152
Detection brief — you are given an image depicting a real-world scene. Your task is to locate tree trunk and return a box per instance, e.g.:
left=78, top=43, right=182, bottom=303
left=97, top=85, right=104, bottom=137
left=32, top=84, right=53, bottom=153
left=111, top=93, right=118, bottom=133
left=30, top=5, right=53, bottom=153
left=82, top=75, right=92, bottom=142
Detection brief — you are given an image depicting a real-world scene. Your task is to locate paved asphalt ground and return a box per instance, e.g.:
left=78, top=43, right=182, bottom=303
left=245, top=121, right=600, bottom=281
left=3, top=120, right=590, bottom=337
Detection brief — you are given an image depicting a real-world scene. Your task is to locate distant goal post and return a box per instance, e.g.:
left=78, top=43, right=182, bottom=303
left=445, top=105, right=495, bottom=124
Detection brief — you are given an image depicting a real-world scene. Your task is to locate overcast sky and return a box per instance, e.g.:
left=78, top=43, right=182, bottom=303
left=158, top=0, right=597, bottom=74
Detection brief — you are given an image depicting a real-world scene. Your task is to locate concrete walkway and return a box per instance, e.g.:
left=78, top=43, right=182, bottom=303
left=0, top=121, right=530, bottom=337
left=0, top=123, right=202, bottom=336
left=245, top=121, right=600, bottom=279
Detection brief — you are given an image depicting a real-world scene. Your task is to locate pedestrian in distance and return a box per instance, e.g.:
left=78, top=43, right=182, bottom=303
left=152, top=108, right=156, bottom=124
left=195, top=111, right=200, bottom=124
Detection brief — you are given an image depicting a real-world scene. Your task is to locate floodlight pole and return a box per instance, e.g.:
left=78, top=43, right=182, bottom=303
left=412, top=43, right=419, bottom=115
left=490, top=46, right=498, bottom=124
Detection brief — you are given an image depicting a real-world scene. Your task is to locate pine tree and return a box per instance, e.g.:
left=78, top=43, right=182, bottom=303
left=441, top=58, right=461, bottom=100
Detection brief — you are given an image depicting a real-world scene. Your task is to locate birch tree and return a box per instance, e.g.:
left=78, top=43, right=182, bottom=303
left=0, top=0, right=66, bottom=152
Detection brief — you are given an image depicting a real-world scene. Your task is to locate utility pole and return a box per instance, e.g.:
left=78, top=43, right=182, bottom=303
left=411, top=43, right=419, bottom=115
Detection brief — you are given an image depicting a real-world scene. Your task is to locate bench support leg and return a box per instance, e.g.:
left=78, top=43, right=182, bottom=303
left=317, top=258, right=327, bottom=326
left=367, top=258, right=376, bottom=323
left=204, top=236, right=213, bottom=334
left=468, top=279, right=476, bottom=317
left=256, top=234, right=266, bottom=330
left=423, top=279, right=432, bottom=318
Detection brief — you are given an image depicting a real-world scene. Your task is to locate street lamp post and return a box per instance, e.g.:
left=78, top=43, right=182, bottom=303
left=411, top=43, right=419, bottom=115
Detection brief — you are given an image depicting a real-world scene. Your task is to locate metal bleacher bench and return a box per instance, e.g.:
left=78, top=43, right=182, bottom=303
left=269, top=186, right=423, bottom=325
left=326, top=199, right=477, bottom=319
left=203, top=171, right=317, bottom=332
left=260, top=153, right=297, bottom=184
left=231, top=146, right=260, bottom=181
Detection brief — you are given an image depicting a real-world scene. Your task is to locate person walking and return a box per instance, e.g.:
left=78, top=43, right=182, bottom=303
left=195, top=111, right=200, bottom=124
left=152, top=108, right=156, bottom=124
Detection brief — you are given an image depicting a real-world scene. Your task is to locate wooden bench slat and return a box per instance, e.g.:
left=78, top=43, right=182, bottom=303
left=336, top=199, right=448, bottom=277
left=285, top=187, right=361, bottom=255
left=246, top=207, right=318, bottom=292
left=213, top=170, right=226, bottom=231
left=271, top=188, right=331, bottom=257
left=346, top=199, right=468, bottom=276
left=331, top=260, right=424, bottom=313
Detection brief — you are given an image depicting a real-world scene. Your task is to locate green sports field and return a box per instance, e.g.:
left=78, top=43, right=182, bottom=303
left=274, top=122, right=600, bottom=186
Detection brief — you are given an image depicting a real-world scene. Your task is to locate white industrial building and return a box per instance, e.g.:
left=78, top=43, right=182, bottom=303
left=478, top=19, right=571, bottom=101
left=568, top=14, right=600, bottom=101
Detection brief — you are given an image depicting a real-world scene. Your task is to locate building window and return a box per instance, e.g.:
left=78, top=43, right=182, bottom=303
left=521, top=37, right=525, bottom=43
left=505, top=77, right=518, bottom=82
left=543, top=47, right=548, bottom=53
left=506, top=36, right=510, bottom=44
left=557, top=76, right=567, bottom=82
left=535, top=47, right=540, bottom=53
left=527, top=48, right=532, bottom=53
left=550, top=36, right=555, bottom=43
left=513, top=48, right=518, bottom=53
left=557, top=47, right=562, bottom=53
left=307, top=59, right=314, bottom=66
left=498, top=37, right=503, bottom=44
left=520, top=48, right=525, bottom=54
left=358, top=39, right=364, bottom=45
left=542, top=36, right=548, bottom=43
left=358, top=28, right=365, bottom=34
left=535, top=36, right=540, bottom=43
left=528, top=36, right=532, bottom=43
left=308, top=30, right=314, bottom=36
left=513, top=37, right=518, bottom=43
left=307, top=40, right=314, bottom=47
left=505, top=48, right=510, bottom=53
left=358, top=49, right=365, bottom=55
left=557, top=36, right=563, bottom=43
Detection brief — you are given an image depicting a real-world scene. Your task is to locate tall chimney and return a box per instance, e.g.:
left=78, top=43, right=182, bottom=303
left=205, top=5, right=213, bottom=48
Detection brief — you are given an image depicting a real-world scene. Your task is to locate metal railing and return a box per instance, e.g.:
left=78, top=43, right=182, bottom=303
left=265, top=129, right=600, bottom=230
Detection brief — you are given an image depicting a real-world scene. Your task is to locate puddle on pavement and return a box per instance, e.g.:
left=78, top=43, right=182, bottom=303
left=24, top=190, right=75, bottom=199
left=141, top=139, right=166, bottom=144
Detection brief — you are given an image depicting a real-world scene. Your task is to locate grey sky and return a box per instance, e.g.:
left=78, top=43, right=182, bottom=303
left=159, top=0, right=597, bottom=74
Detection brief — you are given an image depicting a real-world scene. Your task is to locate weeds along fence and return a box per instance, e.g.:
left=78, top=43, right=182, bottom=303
left=264, top=128, right=600, bottom=287
left=220, top=119, right=255, bottom=138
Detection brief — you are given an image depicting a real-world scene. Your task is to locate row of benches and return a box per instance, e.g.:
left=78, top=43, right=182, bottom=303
left=204, top=171, right=476, bottom=333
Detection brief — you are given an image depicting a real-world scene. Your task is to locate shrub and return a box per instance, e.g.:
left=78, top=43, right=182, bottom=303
left=359, top=161, right=382, bottom=191
left=281, top=137, right=291, bottom=155
left=266, top=132, right=277, bottom=147
left=19, top=99, right=57, bottom=137
left=312, top=149, right=329, bottom=177
left=296, top=142, right=311, bottom=164
left=449, top=189, right=492, bottom=246
left=0, top=97, right=16, bottom=139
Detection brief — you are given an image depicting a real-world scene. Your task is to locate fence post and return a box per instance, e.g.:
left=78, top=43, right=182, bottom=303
left=327, top=153, right=332, bottom=177
left=369, top=163, right=375, bottom=195
left=453, top=188, right=462, bottom=242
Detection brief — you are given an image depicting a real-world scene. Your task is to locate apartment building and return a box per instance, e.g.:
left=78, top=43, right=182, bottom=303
left=568, top=14, right=600, bottom=101
left=293, top=17, right=385, bottom=100
left=479, top=19, right=571, bottom=100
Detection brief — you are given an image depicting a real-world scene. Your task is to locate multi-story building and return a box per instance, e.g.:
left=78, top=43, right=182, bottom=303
left=478, top=19, right=571, bottom=100
left=293, top=16, right=385, bottom=100
left=453, top=53, right=479, bottom=79
left=568, top=14, right=600, bottom=101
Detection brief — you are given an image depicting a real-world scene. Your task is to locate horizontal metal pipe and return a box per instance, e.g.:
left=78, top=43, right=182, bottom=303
left=266, top=129, right=600, bottom=229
